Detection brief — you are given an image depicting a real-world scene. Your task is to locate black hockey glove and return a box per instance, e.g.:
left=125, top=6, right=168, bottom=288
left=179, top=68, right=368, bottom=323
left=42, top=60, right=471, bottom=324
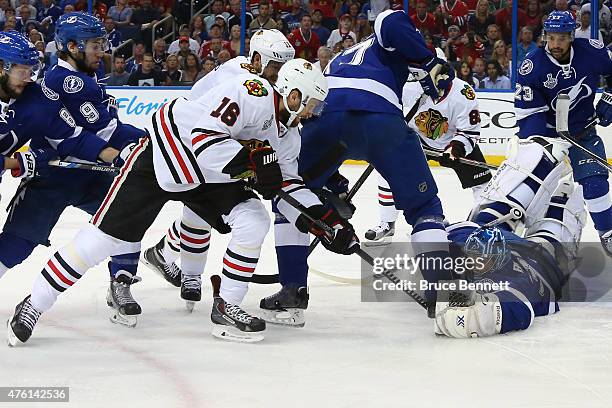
left=325, top=171, right=349, bottom=199
left=296, top=205, right=360, bottom=255
left=438, top=140, right=466, bottom=168
left=249, top=146, right=283, bottom=200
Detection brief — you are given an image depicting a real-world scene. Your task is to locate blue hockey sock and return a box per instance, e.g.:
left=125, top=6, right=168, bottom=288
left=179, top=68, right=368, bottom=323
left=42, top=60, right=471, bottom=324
left=276, top=245, right=309, bottom=287
left=580, top=175, right=612, bottom=232
left=0, top=232, right=36, bottom=268
left=108, top=252, right=140, bottom=278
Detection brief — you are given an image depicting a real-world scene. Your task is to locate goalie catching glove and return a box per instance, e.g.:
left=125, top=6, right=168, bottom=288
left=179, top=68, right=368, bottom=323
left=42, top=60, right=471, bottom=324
left=11, top=148, right=57, bottom=178
left=434, top=292, right=502, bottom=338
left=295, top=204, right=360, bottom=255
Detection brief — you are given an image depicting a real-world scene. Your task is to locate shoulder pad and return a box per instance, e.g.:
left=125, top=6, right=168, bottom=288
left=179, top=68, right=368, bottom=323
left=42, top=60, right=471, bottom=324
left=241, top=77, right=271, bottom=98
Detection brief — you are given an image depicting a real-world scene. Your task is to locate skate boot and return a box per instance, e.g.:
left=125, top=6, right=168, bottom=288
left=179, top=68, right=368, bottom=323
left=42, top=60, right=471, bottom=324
left=141, top=238, right=182, bottom=287
left=259, top=286, right=309, bottom=327
left=106, top=271, right=142, bottom=327
left=209, top=275, right=265, bottom=342
left=181, top=274, right=202, bottom=313
left=364, top=221, right=395, bottom=246
left=600, top=231, right=612, bottom=257
left=7, top=295, right=41, bottom=347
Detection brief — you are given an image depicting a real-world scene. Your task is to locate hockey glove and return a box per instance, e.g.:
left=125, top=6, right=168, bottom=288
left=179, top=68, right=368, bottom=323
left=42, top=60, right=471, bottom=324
left=324, top=171, right=349, bottom=199
left=249, top=146, right=283, bottom=200
left=105, top=94, right=119, bottom=120
left=112, top=141, right=139, bottom=168
left=438, top=140, right=466, bottom=168
left=418, top=56, right=455, bottom=102
left=435, top=292, right=502, bottom=338
left=596, top=91, right=612, bottom=127
left=11, top=149, right=57, bottom=178
left=296, top=204, right=360, bottom=255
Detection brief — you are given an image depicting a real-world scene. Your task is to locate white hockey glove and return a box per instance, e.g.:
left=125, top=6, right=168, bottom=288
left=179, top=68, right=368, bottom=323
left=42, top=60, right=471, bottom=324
left=11, top=149, right=57, bottom=179
left=434, top=292, right=502, bottom=338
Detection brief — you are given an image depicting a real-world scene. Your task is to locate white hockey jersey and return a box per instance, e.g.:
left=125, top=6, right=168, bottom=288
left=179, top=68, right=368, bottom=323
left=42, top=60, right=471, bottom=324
left=189, top=56, right=258, bottom=100
left=403, top=77, right=481, bottom=154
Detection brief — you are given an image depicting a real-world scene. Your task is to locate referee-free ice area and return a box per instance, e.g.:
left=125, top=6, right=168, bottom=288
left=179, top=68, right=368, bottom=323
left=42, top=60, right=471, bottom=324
left=0, top=165, right=611, bottom=408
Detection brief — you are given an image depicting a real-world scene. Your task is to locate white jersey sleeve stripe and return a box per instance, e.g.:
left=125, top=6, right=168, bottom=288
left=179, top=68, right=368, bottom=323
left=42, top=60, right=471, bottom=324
left=327, top=76, right=402, bottom=110
left=515, top=105, right=549, bottom=121
left=374, top=10, right=397, bottom=52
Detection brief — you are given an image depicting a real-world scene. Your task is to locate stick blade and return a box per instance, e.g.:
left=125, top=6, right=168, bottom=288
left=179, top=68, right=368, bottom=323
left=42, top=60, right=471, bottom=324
left=556, top=93, right=570, bottom=133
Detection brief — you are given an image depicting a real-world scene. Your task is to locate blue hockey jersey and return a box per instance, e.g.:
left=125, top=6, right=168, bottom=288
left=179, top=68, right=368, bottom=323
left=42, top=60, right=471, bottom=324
left=515, top=39, right=612, bottom=138
left=323, top=10, right=433, bottom=116
left=43, top=59, right=143, bottom=153
left=0, top=83, right=107, bottom=163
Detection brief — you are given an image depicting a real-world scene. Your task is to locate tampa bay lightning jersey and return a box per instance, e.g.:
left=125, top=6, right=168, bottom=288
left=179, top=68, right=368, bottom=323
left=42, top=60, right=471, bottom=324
left=43, top=59, right=144, bottom=151
left=515, top=39, right=612, bottom=138
left=0, top=83, right=103, bottom=163
left=446, top=221, right=564, bottom=331
left=323, top=10, right=433, bottom=116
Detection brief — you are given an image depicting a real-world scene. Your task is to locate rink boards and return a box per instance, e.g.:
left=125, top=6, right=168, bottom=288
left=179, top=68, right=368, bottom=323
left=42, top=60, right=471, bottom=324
left=108, top=87, right=612, bottom=165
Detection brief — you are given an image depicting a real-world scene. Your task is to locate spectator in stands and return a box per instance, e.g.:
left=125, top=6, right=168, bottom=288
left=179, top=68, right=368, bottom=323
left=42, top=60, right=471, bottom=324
left=434, top=0, right=469, bottom=37
left=310, top=0, right=335, bottom=29
left=284, top=0, right=307, bottom=31
left=458, top=60, right=480, bottom=88
left=152, top=0, right=172, bottom=18
left=366, top=0, right=390, bottom=27
left=496, top=0, right=527, bottom=43
left=180, top=52, right=204, bottom=85
left=482, top=23, right=500, bottom=59
left=200, top=37, right=230, bottom=62
left=190, top=14, right=208, bottom=44
left=218, top=48, right=231, bottom=64
left=554, top=0, right=571, bottom=13
left=175, top=36, right=193, bottom=68
left=63, top=4, right=74, bottom=13
left=454, top=31, right=485, bottom=67
left=202, top=56, right=215, bottom=75
left=275, top=16, right=289, bottom=35
left=229, top=24, right=244, bottom=57
left=15, top=0, right=35, bottom=19
left=288, top=14, right=320, bottom=62
left=105, top=17, right=122, bottom=50
left=411, top=1, right=439, bottom=36
left=37, top=0, right=61, bottom=26
left=492, top=39, right=510, bottom=76
left=0, top=0, right=8, bottom=27
left=168, top=24, right=199, bottom=54
left=354, top=13, right=372, bottom=42
left=341, top=33, right=354, bottom=50
left=311, top=9, right=330, bottom=45
left=575, top=9, right=603, bottom=41
left=204, top=0, right=227, bottom=32
left=132, top=0, right=160, bottom=49
left=516, top=26, right=537, bottom=68
left=327, top=14, right=356, bottom=48
left=525, top=0, right=543, bottom=33
left=108, top=0, right=133, bottom=28
left=152, top=37, right=168, bottom=70
left=228, top=0, right=253, bottom=30
left=468, top=0, right=495, bottom=42
left=249, top=0, right=275, bottom=34
left=422, top=30, right=435, bottom=53
left=107, top=55, right=131, bottom=86
left=443, top=24, right=462, bottom=61
left=314, top=45, right=332, bottom=71
left=15, top=5, right=32, bottom=32
left=128, top=52, right=165, bottom=85
left=580, top=2, right=612, bottom=36
left=214, top=14, right=229, bottom=40
left=126, top=40, right=145, bottom=72
left=3, top=14, right=15, bottom=30
left=162, top=53, right=183, bottom=85
left=77, top=0, right=106, bottom=19
left=472, top=56, right=486, bottom=83
left=483, top=59, right=510, bottom=89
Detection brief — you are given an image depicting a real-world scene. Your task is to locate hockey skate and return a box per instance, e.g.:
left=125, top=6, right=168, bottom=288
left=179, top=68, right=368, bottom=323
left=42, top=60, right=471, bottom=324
left=181, top=274, right=202, bottom=313
left=106, top=271, right=142, bottom=328
left=259, top=286, right=309, bottom=327
left=210, top=275, right=265, bottom=342
left=141, top=239, right=182, bottom=287
left=600, top=231, right=612, bottom=257
left=364, top=221, right=395, bottom=246
left=7, top=295, right=41, bottom=347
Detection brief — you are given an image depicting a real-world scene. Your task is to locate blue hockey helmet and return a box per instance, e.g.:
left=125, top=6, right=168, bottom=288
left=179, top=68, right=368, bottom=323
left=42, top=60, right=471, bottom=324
left=55, top=12, right=107, bottom=53
left=0, top=31, right=40, bottom=81
left=544, top=11, right=577, bottom=35
left=464, top=226, right=509, bottom=274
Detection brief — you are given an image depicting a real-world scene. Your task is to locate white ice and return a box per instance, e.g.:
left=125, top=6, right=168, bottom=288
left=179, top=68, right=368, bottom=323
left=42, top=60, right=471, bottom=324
left=0, top=166, right=611, bottom=408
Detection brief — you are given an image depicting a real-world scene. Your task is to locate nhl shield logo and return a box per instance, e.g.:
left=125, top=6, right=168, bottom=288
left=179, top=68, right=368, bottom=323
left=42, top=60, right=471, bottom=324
left=243, top=79, right=268, bottom=97
left=418, top=182, right=428, bottom=192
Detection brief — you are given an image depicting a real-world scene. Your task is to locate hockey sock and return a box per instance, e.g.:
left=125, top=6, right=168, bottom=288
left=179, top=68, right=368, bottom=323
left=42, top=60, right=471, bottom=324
left=378, top=184, right=400, bottom=223
left=274, top=211, right=309, bottom=287
left=108, top=252, right=140, bottom=278
left=180, top=222, right=210, bottom=276
left=163, top=219, right=181, bottom=263
left=580, top=175, right=612, bottom=233
left=220, top=244, right=260, bottom=305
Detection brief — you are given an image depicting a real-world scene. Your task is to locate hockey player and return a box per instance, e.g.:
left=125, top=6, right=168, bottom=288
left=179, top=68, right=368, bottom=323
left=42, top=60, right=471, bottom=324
left=434, top=134, right=586, bottom=338
left=515, top=10, right=612, bottom=254
left=140, top=29, right=296, bottom=304
left=7, top=59, right=358, bottom=345
left=260, top=9, right=456, bottom=323
left=0, top=33, right=132, bottom=290
left=366, top=56, right=492, bottom=244
left=42, top=13, right=147, bottom=324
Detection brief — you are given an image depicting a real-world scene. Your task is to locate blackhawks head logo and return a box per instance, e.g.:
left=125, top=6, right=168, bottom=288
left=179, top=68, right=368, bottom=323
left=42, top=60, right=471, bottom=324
left=240, top=62, right=258, bottom=74
left=414, top=108, right=449, bottom=140
left=243, top=79, right=268, bottom=97
left=461, top=84, right=476, bottom=100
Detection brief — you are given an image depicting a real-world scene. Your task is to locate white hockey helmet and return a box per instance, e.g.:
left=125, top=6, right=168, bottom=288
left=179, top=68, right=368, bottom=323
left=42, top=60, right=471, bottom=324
left=274, top=58, right=328, bottom=126
left=249, top=29, right=295, bottom=72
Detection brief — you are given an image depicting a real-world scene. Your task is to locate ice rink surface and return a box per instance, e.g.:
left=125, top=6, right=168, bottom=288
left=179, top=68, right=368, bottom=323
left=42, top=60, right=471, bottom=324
left=0, top=165, right=611, bottom=408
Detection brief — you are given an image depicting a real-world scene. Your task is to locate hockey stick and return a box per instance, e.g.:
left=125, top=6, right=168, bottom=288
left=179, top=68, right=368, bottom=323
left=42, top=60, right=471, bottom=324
left=307, top=164, right=375, bottom=255
left=422, top=147, right=499, bottom=171
left=48, top=160, right=119, bottom=173
left=275, top=189, right=429, bottom=310
left=555, top=94, right=612, bottom=173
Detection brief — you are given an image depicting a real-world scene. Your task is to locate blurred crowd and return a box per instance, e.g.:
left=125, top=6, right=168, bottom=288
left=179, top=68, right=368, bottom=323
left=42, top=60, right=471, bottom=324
left=4, top=0, right=611, bottom=88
